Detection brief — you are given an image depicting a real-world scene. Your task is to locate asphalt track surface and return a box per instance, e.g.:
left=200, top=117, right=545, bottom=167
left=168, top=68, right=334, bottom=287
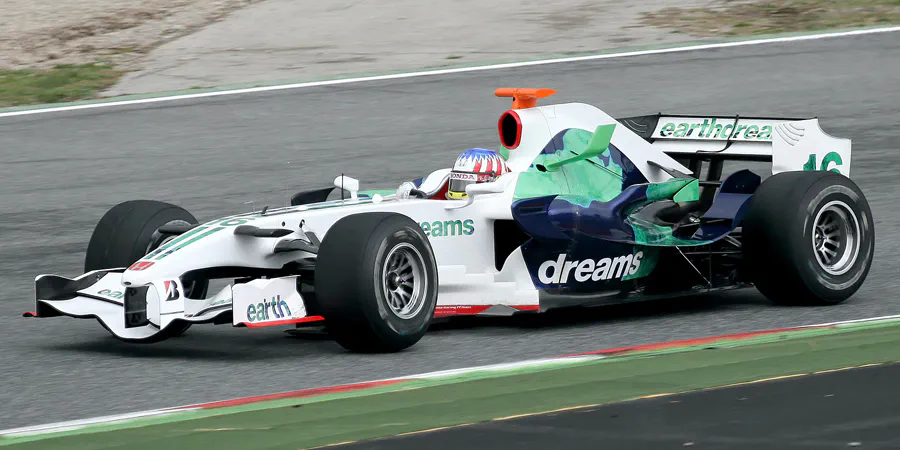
left=1, top=32, right=898, bottom=429
left=342, top=362, right=900, bottom=449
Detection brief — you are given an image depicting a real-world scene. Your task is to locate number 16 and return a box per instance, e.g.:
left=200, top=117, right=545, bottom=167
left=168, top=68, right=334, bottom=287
left=803, top=152, right=842, bottom=174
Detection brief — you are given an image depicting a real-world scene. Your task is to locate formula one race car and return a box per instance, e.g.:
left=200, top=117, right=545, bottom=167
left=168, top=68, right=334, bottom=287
left=26, top=87, right=874, bottom=353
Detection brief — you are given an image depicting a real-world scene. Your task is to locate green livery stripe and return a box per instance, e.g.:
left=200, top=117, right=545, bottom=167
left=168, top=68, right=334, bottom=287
left=154, top=227, right=224, bottom=260
left=143, top=226, right=210, bottom=259
left=305, top=198, right=374, bottom=210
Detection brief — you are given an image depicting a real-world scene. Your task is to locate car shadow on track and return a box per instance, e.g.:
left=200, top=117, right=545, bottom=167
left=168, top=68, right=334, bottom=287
left=427, top=290, right=772, bottom=333
left=41, top=327, right=344, bottom=360
left=39, top=291, right=773, bottom=359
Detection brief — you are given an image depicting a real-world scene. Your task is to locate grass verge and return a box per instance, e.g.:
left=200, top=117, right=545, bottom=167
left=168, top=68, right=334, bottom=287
left=642, top=0, right=900, bottom=37
left=0, top=64, right=122, bottom=108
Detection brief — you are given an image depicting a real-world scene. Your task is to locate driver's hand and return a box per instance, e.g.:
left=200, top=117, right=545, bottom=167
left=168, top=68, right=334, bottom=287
left=396, top=181, right=416, bottom=199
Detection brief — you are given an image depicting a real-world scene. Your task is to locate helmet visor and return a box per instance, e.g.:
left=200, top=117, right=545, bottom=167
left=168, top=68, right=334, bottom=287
left=448, top=178, right=475, bottom=193
left=448, top=171, right=493, bottom=195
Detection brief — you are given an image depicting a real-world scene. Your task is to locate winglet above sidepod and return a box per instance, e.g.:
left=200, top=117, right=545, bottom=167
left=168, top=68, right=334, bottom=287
left=539, top=124, right=616, bottom=172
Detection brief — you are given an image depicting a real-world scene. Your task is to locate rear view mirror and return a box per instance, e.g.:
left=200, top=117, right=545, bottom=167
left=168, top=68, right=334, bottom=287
left=334, top=175, right=360, bottom=200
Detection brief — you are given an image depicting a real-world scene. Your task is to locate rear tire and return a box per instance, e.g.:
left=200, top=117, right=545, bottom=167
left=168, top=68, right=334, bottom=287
left=742, top=171, right=874, bottom=305
left=315, top=212, right=438, bottom=353
left=85, top=200, right=209, bottom=338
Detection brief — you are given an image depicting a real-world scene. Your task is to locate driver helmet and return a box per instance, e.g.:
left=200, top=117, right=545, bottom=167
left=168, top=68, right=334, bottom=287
left=447, top=148, right=510, bottom=199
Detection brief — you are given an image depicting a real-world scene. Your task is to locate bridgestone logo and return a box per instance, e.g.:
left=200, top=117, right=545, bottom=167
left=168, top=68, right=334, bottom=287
left=538, top=252, right=643, bottom=284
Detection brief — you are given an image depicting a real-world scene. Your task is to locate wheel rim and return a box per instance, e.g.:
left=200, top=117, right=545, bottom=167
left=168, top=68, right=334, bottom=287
left=381, top=243, right=427, bottom=319
left=811, top=200, right=860, bottom=276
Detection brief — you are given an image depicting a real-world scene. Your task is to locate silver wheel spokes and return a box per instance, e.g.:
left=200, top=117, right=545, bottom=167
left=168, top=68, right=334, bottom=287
left=815, top=216, right=840, bottom=259
left=381, top=243, right=426, bottom=319
left=812, top=200, right=860, bottom=276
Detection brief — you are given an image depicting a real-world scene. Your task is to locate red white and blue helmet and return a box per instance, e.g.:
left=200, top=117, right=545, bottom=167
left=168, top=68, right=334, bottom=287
left=447, top=148, right=510, bottom=199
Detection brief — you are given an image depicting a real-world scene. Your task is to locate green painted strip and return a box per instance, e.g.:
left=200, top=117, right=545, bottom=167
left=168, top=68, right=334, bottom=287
left=154, top=227, right=223, bottom=260
left=603, top=326, right=842, bottom=359
left=143, top=226, right=209, bottom=259
left=4, top=322, right=900, bottom=449
left=0, top=360, right=590, bottom=446
left=4, top=317, right=900, bottom=447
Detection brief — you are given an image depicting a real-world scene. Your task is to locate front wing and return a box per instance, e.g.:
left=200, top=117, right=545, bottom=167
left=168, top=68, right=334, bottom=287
left=28, top=270, right=322, bottom=341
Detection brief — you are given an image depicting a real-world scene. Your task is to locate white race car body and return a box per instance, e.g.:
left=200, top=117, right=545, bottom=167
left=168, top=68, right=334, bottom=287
left=28, top=88, right=854, bottom=344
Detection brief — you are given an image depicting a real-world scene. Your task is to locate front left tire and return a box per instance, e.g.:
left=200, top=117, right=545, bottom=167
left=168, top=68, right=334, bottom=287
left=85, top=200, right=209, bottom=338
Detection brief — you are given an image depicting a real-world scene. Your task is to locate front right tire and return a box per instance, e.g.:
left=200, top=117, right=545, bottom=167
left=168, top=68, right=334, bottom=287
left=315, top=212, right=438, bottom=352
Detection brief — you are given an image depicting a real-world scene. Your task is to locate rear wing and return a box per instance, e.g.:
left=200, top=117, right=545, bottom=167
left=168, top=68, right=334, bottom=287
left=618, top=114, right=851, bottom=177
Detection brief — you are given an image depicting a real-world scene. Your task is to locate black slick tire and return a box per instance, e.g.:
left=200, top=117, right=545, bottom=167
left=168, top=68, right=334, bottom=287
left=742, top=171, right=874, bottom=305
left=315, top=212, right=438, bottom=353
left=85, top=200, right=208, bottom=338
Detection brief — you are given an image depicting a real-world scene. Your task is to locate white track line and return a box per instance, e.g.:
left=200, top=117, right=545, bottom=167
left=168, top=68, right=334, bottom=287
left=802, top=314, right=900, bottom=328
left=0, top=26, right=897, bottom=119
left=380, top=354, right=604, bottom=381
left=0, top=409, right=185, bottom=438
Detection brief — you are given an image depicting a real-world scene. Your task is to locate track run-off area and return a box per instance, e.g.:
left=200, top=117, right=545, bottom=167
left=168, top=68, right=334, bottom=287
left=0, top=28, right=898, bottom=429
